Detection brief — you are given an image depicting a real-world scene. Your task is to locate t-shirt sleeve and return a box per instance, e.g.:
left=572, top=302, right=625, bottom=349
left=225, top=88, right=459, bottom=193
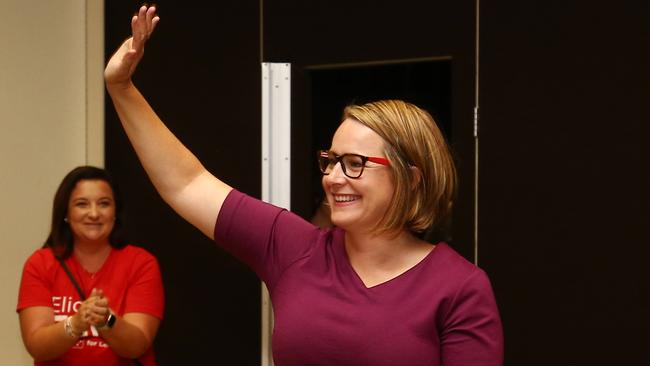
left=214, top=189, right=319, bottom=289
left=123, top=249, right=165, bottom=319
left=440, top=269, right=504, bottom=366
left=17, top=251, right=53, bottom=312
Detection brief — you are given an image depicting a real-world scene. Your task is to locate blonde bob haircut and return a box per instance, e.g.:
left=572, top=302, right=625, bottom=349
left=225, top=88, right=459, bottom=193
left=343, top=100, right=457, bottom=236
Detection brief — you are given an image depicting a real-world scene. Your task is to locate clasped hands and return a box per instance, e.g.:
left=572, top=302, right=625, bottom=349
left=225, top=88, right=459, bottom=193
left=70, top=288, right=113, bottom=335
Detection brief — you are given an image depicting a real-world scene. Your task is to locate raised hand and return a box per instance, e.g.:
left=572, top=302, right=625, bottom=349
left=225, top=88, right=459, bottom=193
left=105, top=5, right=160, bottom=88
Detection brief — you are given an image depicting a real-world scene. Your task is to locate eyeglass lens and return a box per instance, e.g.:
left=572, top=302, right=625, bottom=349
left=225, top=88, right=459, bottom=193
left=318, top=151, right=365, bottom=178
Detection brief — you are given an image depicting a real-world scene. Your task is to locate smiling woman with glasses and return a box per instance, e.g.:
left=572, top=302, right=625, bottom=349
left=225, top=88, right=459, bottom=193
left=103, top=5, right=503, bottom=366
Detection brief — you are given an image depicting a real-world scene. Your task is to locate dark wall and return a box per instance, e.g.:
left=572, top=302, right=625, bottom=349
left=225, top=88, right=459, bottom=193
left=479, top=1, right=650, bottom=365
left=105, top=1, right=649, bottom=365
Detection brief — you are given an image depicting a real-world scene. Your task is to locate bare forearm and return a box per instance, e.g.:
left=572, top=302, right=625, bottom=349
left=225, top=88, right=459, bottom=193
left=107, top=82, right=206, bottom=202
left=106, top=82, right=231, bottom=238
left=98, top=316, right=155, bottom=359
left=24, top=321, right=81, bottom=361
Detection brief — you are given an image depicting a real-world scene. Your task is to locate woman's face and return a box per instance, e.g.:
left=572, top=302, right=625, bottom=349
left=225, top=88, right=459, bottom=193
left=322, top=118, right=394, bottom=233
left=67, top=179, right=116, bottom=246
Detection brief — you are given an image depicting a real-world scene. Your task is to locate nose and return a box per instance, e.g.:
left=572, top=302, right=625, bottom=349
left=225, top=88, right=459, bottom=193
left=325, top=161, right=347, bottom=183
left=88, top=204, right=99, bottom=219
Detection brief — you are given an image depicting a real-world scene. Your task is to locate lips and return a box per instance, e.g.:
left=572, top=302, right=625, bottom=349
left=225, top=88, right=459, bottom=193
left=333, top=194, right=360, bottom=203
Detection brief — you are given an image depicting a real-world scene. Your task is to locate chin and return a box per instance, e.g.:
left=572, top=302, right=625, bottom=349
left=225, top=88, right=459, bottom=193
left=329, top=214, right=356, bottom=231
left=81, top=235, right=110, bottom=243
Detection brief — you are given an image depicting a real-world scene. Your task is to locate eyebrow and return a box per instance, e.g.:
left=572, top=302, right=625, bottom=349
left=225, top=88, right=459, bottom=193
left=328, top=150, right=365, bottom=156
left=71, top=196, right=114, bottom=202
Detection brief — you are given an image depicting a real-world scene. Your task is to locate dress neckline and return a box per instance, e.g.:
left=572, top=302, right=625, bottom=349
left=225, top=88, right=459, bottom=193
left=334, top=229, right=445, bottom=290
left=70, top=247, right=114, bottom=281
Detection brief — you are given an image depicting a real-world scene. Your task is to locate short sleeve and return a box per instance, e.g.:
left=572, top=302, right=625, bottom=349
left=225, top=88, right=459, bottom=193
left=17, top=250, right=54, bottom=312
left=440, top=269, right=504, bottom=366
left=123, top=250, right=165, bottom=319
left=214, top=189, right=320, bottom=288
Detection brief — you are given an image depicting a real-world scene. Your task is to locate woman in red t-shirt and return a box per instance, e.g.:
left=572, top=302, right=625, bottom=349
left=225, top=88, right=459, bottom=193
left=17, top=166, right=164, bottom=366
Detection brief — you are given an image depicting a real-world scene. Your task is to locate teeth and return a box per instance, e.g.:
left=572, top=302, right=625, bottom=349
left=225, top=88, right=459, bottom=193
left=334, top=195, right=358, bottom=202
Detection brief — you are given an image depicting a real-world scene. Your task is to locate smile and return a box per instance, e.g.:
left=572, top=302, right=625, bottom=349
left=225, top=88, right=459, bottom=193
left=334, top=194, right=360, bottom=203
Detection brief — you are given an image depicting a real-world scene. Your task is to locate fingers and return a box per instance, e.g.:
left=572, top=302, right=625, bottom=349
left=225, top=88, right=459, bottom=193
left=94, top=288, right=105, bottom=298
left=146, top=6, right=160, bottom=35
left=82, top=304, right=110, bottom=327
left=131, top=5, right=160, bottom=51
left=105, top=5, right=159, bottom=86
left=76, top=289, right=111, bottom=326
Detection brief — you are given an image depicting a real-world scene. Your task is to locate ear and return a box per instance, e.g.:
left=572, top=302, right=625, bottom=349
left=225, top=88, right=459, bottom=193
left=409, top=165, right=422, bottom=191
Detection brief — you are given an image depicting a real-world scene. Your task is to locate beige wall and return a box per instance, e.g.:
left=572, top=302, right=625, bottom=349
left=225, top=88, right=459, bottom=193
left=0, top=1, right=103, bottom=364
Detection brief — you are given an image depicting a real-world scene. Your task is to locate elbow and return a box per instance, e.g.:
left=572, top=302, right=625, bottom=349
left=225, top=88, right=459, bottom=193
left=21, top=329, right=54, bottom=362
left=25, top=345, right=57, bottom=363
left=114, top=343, right=151, bottom=359
left=113, top=335, right=154, bottom=359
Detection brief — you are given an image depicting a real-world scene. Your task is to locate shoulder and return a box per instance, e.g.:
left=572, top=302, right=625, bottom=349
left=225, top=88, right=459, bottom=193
left=112, top=245, right=159, bottom=265
left=429, top=243, right=494, bottom=294
left=433, top=244, right=479, bottom=274
left=23, top=247, right=57, bottom=268
left=19, top=248, right=60, bottom=288
left=426, top=244, right=500, bottom=326
left=117, top=244, right=154, bottom=256
left=218, top=188, right=317, bottom=239
left=222, top=189, right=285, bottom=216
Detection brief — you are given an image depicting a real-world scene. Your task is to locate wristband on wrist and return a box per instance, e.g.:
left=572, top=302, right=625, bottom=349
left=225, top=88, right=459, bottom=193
left=64, top=316, right=82, bottom=338
left=98, top=312, right=117, bottom=330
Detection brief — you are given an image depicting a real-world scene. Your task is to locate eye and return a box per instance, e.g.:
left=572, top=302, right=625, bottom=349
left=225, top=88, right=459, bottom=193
left=345, top=156, right=365, bottom=169
left=99, top=201, right=112, bottom=208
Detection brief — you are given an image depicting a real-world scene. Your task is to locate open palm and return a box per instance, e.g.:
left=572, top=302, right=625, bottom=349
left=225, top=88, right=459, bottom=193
left=104, top=6, right=159, bottom=87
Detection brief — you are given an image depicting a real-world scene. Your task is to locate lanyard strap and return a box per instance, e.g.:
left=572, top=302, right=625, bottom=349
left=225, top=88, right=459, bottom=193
left=55, top=256, right=86, bottom=300
left=55, top=255, right=144, bottom=366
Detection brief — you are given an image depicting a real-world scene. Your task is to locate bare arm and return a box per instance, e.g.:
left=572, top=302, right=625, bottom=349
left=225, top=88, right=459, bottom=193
left=82, top=289, right=161, bottom=359
left=105, top=6, right=231, bottom=239
left=19, top=307, right=86, bottom=361
left=97, top=312, right=159, bottom=359
left=20, top=290, right=161, bottom=361
left=19, top=293, right=98, bottom=361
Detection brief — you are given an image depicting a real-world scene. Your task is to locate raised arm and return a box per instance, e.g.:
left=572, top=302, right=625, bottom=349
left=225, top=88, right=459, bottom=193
left=104, top=6, right=231, bottom=239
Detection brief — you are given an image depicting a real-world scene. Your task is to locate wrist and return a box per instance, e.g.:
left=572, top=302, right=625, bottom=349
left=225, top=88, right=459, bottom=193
left=64, top=316, right=83, bottom=338
left=97, top=312, right=117, bottom=330
left=105, top=79, right=134, bottom=93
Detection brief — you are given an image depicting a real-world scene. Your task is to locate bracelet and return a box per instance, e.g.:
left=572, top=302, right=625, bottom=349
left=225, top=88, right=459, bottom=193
left=64, top=316, right=83, bottom=338
left=97, top=312, right=117, bottom=330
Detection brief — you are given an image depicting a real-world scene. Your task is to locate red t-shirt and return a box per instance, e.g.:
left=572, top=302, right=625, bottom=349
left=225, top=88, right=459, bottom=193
left=17, top=245, right=164, bottom=366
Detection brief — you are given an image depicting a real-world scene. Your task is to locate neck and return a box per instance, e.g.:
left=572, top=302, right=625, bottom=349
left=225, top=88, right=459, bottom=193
left=344, top=229, right=434, bottom=288
left=73, top=241, right=112, bottom=273
left=344, top=229, right=422, bottom=264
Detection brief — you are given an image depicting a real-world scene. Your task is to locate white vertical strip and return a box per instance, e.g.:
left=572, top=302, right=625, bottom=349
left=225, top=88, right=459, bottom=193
left=260, top=62, right=291, bottom=366
left=473, top=0, right=481, bottom=266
